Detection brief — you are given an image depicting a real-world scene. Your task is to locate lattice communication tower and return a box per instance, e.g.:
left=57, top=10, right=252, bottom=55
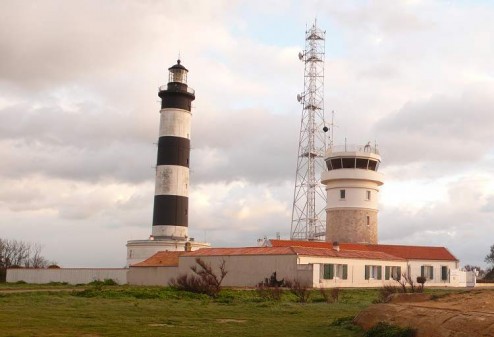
left=290, top=22, right=328, bottom=241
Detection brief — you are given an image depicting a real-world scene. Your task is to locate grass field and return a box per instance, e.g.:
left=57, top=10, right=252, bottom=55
left=0, top=283, right=457, bottom=337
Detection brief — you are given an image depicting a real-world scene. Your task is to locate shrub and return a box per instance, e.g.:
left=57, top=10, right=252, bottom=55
left=416, top=276, right=426, bottom=293
left=320, top=287, right=341, bottom=303
left=375, top=284, right=401, bottom=303
left=365, top=322, right=416, bottom=337
left=169, top=258, right=227, bottom=298
left=255, top=284, right=283, bottom=301
left=330, top=316, right=360, bottom=332
left=47, top=264, right=61, bottom=269
left=289, top=279, right=311, bottom=303
left=259, top=272, right=285, bottom=287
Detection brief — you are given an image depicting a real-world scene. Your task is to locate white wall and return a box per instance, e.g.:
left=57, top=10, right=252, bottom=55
left=178, top=255, right=299, bottom=287
left=299, top=256, right=408, bottom=288
left=6, top=268, right=128, bottom=285
left=127, top=266, right=179, bottom=286
left=407, top=260, right=460, bottom=286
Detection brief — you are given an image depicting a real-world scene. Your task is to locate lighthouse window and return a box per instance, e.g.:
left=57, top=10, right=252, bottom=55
left=356, top=158, right=368, bottom=169
left=340, top=189, right=346, bottom=199
left=366, top=190, right=371, bottom=200
left=331, top=158, right=342, bottom=169
left=368, top=160, right=377, bottom=171
left=342, top=158, right=355, bottom=168
left=366, top=216, right=370, bottom=226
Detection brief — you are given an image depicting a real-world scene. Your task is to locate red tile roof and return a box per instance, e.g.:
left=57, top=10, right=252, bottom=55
left=269, top=240, right=458, bottom=261
left=183, top=246, right=404, bottom=261
left=182, top=247, right=296, bottom=257
left=131, top=251, right=184, bottom=267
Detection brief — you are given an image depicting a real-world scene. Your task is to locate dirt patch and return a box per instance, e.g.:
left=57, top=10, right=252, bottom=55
left=354, top=289, right=494, bottom=337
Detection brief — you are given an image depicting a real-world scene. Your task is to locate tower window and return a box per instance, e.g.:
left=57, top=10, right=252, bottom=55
left=366, top=190, right=371, bottom=200
left=366, top=216, right=370, bottom=226
left=340, top=189, right=346, bottom=199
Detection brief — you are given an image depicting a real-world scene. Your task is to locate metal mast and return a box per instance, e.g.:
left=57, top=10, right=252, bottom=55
left=290, top=21, right=327, bottom=241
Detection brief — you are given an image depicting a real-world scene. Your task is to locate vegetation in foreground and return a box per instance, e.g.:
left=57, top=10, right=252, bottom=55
left=0, top=283, right=463, bottom=337
left=0, top=285, right=348, bottom=336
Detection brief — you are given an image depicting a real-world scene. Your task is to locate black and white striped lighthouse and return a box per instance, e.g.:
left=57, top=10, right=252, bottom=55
left=152, top=59, right=195, bottom=240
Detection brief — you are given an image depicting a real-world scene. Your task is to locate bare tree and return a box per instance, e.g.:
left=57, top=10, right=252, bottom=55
left=169, top=258, right=228, bottom=297
left=0, top=238, right=52, bottom=269
left=485, top=244, right=494, bottom=266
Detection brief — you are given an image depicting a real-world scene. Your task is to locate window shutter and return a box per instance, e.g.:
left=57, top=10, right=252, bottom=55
left=377, top=266, right=382, bottom=280
left=323, top=264, right=330, bottom=279
left=365, top=265, right=369, bottom=280
left=421, top=265, right=425, bottom=277
left=430, top=266, right=434, bottom=280
left=329, top=264, right=334, bottom=279
left=342, top=264, right=348, bottom=280
left=397, top=267, right=402, bottom=281
left=385, top=266, right=390, bottom=280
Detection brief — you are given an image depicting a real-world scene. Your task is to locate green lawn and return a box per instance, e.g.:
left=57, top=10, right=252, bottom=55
left=0, top=285, right=459, bottom=337
left=0, top=285, right=379, bottom=337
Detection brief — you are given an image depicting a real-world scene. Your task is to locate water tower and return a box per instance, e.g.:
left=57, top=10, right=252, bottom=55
left=321, top=143, right=383, bottom=244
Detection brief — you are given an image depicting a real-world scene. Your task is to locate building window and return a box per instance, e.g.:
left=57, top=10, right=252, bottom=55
left=385, top=266, right=402, bottom=280
left=365, top=265, right=382, bottom=280
left=366, top=216, right=370, bottom=227
left=421, top=265, right=434, bottom=280
left=366, top=190, right=371, bottom=200
left=441, top=266, right=449, bottom=281
left=340, top=189, right=346, bottom=199
left=322, top=264, right=348, bottom=280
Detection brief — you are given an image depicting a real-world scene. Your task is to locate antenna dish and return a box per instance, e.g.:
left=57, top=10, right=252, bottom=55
left=323, top=126, right=329, bottom=132
left=298, top=52, right=304, bottom=60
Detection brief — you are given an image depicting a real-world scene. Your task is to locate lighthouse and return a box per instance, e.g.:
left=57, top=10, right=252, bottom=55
left=152, top=60, right=194, bottom=240
left=126, top=59, right=209, bottom=266
left=321, top=144, right=384, bottom=244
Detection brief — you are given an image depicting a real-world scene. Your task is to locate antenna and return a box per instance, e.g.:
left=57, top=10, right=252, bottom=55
left=290, top=20, right=327, bottom=241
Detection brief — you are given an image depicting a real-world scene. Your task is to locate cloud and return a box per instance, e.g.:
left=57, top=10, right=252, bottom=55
left=1, top=0, right=494, bottom=269
left=375, top=85, right=494, bottom=178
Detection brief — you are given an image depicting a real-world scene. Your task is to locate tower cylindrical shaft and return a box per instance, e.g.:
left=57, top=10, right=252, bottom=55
left=152, top=60, right=195, bottom=240
left=321, top=145, right=383, bottom=244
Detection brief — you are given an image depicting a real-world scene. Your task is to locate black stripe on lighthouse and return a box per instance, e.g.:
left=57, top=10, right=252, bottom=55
left=153, top=195, right=188, bottom=227
left=156, top=136, right=190, bottom=167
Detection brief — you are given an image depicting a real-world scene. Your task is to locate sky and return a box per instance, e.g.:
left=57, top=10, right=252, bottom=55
left=1, top=0, right=493, bottom=268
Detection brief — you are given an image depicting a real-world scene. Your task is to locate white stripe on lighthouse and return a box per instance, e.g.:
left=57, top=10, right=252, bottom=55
left=159, top=108, right=191, bottom=139
left=155, top=165, right=189, bottom=197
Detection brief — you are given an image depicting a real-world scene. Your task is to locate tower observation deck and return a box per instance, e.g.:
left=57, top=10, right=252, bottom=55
left=321, top=144, right=384, bottom=244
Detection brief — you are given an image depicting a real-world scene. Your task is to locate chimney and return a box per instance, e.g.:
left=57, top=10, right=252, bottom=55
left=184, top=241, right=192, bottom=252
left=333, top=241, right=340, bottom=252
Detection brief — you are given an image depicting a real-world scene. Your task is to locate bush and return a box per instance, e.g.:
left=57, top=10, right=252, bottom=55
left=319, top=287, right=341, bottom=303
left=365, top=322, right=416, bottom=337
left=416, top=277, right=426, bottom=293
left=47, top=264, right=61, bottom=269
left=289, top=279, right=311, bottom=303
left=88, top=279, right=118, bottom=286
left=169, top=258, right=227, bottom=298
left=255, top=284, right=283, bottom=301
left=375, top=285, right=401, bottom=303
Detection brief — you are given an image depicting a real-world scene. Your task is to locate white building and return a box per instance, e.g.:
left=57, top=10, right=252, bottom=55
left=127, top=240, right=473, bottom=288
